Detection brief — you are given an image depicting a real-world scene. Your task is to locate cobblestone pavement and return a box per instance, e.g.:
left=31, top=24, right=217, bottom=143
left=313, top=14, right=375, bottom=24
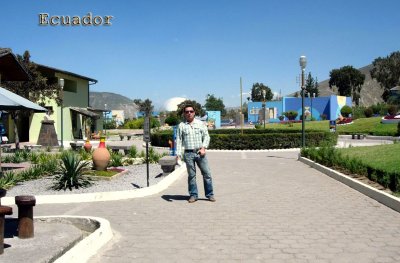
left=33, top=151, right=400, bottom=263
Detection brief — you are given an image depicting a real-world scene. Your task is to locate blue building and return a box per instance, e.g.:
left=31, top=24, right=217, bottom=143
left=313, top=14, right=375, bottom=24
left=248, top=95, right=352, bottom=123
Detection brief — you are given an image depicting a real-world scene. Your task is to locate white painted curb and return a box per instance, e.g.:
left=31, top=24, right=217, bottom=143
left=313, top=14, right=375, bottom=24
left=2, top=165, right=187, bottom=205
left=299, top=156, right=400, bottom=213
left=36, top=216, right=113, bottom=263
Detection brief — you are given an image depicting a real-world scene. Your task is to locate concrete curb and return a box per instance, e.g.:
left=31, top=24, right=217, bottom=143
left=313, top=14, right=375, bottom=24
left=298, top=156, right=400, bottom=213
left=36, top=216, right=113, bottom=263
left=2, top=165, right=187, bottom=205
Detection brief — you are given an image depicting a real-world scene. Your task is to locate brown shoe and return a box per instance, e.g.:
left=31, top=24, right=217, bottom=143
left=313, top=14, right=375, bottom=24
left=208, top=196, right=216, bottom=202
left=188, top=196, right=197, bottom=203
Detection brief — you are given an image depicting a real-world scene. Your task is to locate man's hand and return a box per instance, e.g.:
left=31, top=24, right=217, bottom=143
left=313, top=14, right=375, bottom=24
left=198, top=147, right=206, bottom=156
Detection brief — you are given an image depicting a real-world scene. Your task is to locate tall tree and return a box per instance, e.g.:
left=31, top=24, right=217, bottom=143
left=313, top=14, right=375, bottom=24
left=250, top=83, right=273, bottom=102
left=176, top=99, right=205, bottom=117
left=370, top=51, right=400, bottom=102
left=2, top=50, right=60, bottom=149
left=329, top=65, right=365, bottom=105
left=305, top=72, right=319, bottom=97
left=133, top=98, right=153, bottom=116
left=204, top=94, right=226, bottom=115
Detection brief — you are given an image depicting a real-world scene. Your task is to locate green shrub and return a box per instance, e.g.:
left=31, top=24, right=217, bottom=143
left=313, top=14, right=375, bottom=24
left=0, top=171, right=20, bottom=189
left=340, top=105, right=352, bottom=117
left=284, top=111, right=298, bottom=120
left=124, top=117, right=160, bottom=129
left=387, top=105, right=398, bottom=116
left=128, top=145, right=138, bottom=158
left=109, top=152, right=123, bottom=167
left=364, top=107, right=373, bottom=118
left=52, top=151, right=93, bottom=191
left=352, top=106, right=366, bottom=119
left=165, top=115, right=180, bottom=126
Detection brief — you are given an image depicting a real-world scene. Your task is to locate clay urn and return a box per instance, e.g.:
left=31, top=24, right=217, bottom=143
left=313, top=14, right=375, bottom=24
left=92, top=136, right=110, bottom=171
left=84, top=139, right=92, bottom=152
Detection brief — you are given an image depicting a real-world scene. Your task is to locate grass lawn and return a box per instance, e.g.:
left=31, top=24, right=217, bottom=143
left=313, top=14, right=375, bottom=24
left=338, top=143, right=400, bottom=173
left=263, top=117, right=398, bottom=136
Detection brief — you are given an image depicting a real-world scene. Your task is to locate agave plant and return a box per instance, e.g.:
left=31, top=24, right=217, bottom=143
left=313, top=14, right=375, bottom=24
left=51, top=151, right=93, bottom=191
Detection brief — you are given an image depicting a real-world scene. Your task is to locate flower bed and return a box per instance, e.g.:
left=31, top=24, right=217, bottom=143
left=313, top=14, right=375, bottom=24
left=381, top=114, right=400, bottom=124
left=336, top=117, right=353, bottom=125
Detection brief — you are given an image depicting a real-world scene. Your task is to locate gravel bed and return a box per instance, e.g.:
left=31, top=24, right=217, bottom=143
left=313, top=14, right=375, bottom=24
left=6, top=164, right=165, bottom=196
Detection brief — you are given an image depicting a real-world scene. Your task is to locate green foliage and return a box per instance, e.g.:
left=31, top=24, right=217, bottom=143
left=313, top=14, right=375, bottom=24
left=52, top=151, right=93, bottom=191
left=250, top=82, right=273, bottom=102
left=302, top=144, right=400, bottom=192
left=329, top=65, right=365, bottom=105
left=124, top=117, right=160, bottom=129
left=340, top=105, right=352, bottom=117
left=387, top=105, right=398, bottom=116
left=283, top=111, right=298, bottom=120
left=164, top=114, right=180, bottom=126
left=109, top=152, right=123, bottom=167
left=133, top=98, right=154, bottom=116
left=370, top=51, right=400, bottom=102
left=128, top=145, right=138, bottom=158
left=204, top=94, right=226, bottom=115
left=364, top=107, right=373, bottom=118
left=78, top=149, right=92, bottom=161
left=0, top=171, right=20, bottom=189
left=305, top=72, right=319, bottom=97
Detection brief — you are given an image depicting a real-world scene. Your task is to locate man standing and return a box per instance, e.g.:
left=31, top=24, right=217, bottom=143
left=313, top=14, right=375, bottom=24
left=176, top=104, right=215, bottom=203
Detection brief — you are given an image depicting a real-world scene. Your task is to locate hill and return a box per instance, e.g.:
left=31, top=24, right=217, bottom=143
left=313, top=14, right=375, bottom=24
left=290, top=64, right=384, bottom=107
left=89, top=92, right=138, bottom=119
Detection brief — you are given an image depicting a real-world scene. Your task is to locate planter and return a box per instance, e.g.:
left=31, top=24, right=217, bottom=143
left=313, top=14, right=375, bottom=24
left=92, top=136, right=110, bottom=171
left=84, top=139, right=92, bottom=152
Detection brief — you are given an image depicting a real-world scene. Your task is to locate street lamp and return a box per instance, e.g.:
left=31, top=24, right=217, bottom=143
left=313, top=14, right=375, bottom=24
left=59, top=78, right=64, bottom=148
left=299, top=55, right=307, bottom=147
left=104, top=103, right=107, bottom=138
left=262, top=89, right=266, bottom=129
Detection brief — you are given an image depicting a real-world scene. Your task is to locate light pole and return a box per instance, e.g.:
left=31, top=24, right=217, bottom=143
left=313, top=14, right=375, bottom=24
left=262, top=89, right=266, bottom=129
left=299, top=55, right=307, bottom=147
left=59, top=78, right=64, bottom=148
left=104, top=103, right=107, bottom=138
left=311, top=92, right=315, bottom=119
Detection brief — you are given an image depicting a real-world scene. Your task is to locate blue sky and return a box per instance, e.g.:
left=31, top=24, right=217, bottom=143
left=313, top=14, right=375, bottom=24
left=2, top=0, right=400, bottom=109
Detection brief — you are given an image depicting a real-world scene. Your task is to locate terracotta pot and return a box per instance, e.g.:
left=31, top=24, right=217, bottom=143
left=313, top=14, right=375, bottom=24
left=84, top=140, right=92, bottom=152
left=92, top=136, right=110, bottom=171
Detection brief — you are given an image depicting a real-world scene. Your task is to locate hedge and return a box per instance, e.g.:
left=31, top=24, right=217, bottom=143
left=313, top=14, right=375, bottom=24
left=151, top=129, right=337, bottom=150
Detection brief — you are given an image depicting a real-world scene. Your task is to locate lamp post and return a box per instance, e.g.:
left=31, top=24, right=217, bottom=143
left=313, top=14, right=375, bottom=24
left=59, top=78, right=64, bottom=148
left=262, top=89, right=266, bottom=129
left=104, top=103, right=107, bottom=138
left=299, top=55, right=307, bottom=147
left=311, top=92, right=315, bottom=119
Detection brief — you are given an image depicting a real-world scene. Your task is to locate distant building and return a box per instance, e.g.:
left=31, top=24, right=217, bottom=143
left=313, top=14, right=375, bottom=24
left=248, top=95, right=352, bottom=123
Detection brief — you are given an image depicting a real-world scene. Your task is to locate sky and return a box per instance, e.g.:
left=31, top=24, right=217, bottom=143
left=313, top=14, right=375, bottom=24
left=2, top=0, right=400, bottom=109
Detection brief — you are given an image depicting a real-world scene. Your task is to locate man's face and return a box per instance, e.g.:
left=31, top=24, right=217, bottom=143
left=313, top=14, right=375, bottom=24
left=184, top=107, right=195, bottom=122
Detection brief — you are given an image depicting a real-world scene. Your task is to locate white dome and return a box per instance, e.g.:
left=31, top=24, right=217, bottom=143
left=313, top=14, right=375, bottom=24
left=162, top=97, right=186, bottom=112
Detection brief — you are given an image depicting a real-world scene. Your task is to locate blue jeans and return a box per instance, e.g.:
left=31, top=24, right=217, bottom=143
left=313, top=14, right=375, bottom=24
left=184, top=152, right=214, bottom=198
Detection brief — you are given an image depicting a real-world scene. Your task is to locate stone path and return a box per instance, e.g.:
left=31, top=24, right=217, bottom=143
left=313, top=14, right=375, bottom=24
left=27, top=151, right=400, bottom=262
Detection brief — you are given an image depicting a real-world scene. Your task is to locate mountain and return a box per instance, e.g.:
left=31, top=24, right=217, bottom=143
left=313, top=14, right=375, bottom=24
left=89, top=92, right=138, bottom=119
left=290, top=64, right=384, bottom=107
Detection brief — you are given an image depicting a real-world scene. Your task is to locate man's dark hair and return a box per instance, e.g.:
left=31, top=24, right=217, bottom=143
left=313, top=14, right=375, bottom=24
left=183, top=104, right=196, bottom=112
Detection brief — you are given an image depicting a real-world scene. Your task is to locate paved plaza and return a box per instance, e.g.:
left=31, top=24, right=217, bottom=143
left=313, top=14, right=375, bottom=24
left=14, top=150, right=400, bottom=262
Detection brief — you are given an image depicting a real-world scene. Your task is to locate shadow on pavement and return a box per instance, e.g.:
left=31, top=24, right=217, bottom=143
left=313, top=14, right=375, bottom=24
left=161, top=195, right=188, bottom=202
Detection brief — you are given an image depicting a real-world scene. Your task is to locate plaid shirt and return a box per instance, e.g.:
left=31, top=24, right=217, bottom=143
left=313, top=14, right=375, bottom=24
left=176, top=118, right=210, bottom=158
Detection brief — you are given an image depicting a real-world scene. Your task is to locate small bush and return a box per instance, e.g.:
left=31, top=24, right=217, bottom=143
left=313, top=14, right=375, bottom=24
left=165, top=115, right=180, bottom=126
left=52, top=151, right=93, bottom=191
left=364, top=107, right=373, bottom=118
left=128, top=145, right=138, bottom=158
left=320, top=114, right=328, bottom=120
left=387, top=105, right=398, bottom=116
left=340, top=105, right=352, bottom=117
left=0, top=171, right=20, bottom=189
left=284, top=111, right=298, bottom=120
left=109, top=152, right=123, bottom=167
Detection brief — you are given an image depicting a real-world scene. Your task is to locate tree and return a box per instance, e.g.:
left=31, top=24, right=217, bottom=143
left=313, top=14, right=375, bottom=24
left=370, top=51, right=400, bottom=102
left=204, top=94, right=226, bottom=115
left=133, top=98, right=153, bottom=116
left=2, top=50, right=60, bottom=149
left=250, top=83, right=273, bottom=102
left=329, top=65, right=365, bottom=105
left=305, top=72, right=319, bottom=97
left=175, top=99, right=205, bottom=117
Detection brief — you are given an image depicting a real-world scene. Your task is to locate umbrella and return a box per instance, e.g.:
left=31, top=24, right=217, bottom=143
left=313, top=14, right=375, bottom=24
left=0, top=87, right=47, bottom=112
